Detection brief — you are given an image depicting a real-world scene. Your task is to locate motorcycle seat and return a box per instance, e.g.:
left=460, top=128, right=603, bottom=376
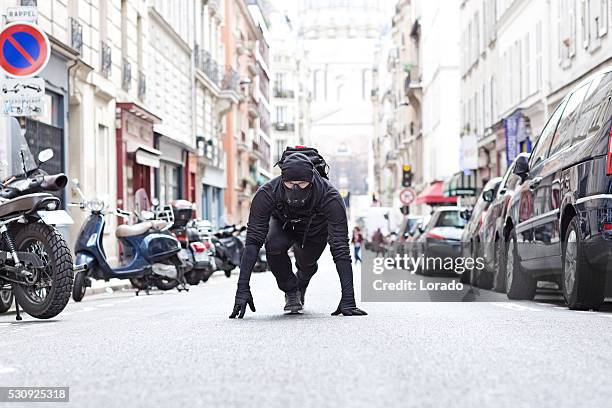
left=115, top=220, right=168, bottom=238
left=0, top=193, right=55, bottom=219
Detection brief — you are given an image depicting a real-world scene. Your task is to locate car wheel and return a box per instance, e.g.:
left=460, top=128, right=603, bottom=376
left=505, top=228, right=536, bottom=300
left=561, top=216, right=605, bottom=310
left=492, top=236, right=506, bottom=293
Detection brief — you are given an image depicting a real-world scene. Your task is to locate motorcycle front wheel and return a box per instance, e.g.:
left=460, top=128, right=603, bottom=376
left=72, top=271, right=87, bottom=302
left=12, top=223, right=74, bottom=319
left=185, top=270, right=203, bottom=285
left=0, top=289, right=13, bottom=313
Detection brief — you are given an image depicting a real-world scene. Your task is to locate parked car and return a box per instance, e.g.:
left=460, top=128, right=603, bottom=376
left=460, top=177, right=502, bottom=287
left=481, top=153, right=529, bottom=292
left=415, top=207, right=466, bottom=275
left=502, top=68, right=612, bottom=310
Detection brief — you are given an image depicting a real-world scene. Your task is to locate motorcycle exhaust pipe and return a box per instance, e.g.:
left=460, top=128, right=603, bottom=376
left=41, top=173, right=68, bottom=191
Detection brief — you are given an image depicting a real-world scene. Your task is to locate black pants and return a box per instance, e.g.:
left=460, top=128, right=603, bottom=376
left=265, top=218, right=327, bottom=293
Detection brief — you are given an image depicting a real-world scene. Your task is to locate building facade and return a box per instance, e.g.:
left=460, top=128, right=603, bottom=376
left=298, top=0, right=390, bottom=205
left=460, top=0, right=612, bottom=190
left=269, top=5, right=311, bottom=173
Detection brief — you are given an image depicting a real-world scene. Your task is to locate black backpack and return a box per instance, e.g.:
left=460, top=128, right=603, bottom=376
left=274, top=146, right=329, bottom=180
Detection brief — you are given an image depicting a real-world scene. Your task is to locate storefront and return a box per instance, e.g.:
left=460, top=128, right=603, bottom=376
left=155, top=135, right=188, bottom=205
left=116, top=103, right=161, bottom=212
left=202, top=165, right=226, bottom=227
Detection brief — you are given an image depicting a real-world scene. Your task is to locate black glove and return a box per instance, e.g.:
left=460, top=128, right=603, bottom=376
left=229, top=287, right=256, bottom=319
left=331, top=297, right=367, bottom=316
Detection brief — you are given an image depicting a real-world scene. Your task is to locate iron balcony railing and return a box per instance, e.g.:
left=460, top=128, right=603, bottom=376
left=122, top=59, right=131, bottom=91
left=195, top=45, right=220, bottom=86
left=100, top=41, right=112, bottom=77
left=222, top=67, right=239, bottom=92
left=274, top=122, right=295, bottom=132
left=273, top=88, right=295, bottom=98
left=138, top=71, right=146, bottom=99
left=70, top=17, right=83, bottom=55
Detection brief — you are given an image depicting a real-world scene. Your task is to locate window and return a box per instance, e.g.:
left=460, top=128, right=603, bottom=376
left=581, top=0, right=590, bottom=48
left=573, top=73, right=612, bottom=143
left=549, top=83, right=590, bottom=157
left=595, top=0, right=608, bottom=37
left=159, top=162, right=180, bottom=204
left=529, top=99, right=568, bottom=168
left=276, top=106, right=287, bottom=123
left=435, top=211, right=466, bottom=228
left=275, top=139, right=286, bottom=163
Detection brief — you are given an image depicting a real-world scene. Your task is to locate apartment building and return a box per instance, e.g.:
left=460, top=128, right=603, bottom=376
left=269, top=6, right=311, bottom=172
left=222, top=0, right=271, bottom=225
left=460, top=0, right=612, bottom=188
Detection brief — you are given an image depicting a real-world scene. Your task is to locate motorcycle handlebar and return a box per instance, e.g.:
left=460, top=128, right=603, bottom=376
left=41, top=173, right=68, bottom=191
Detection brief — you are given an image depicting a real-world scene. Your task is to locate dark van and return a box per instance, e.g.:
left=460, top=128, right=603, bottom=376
left=503, top=68, right=612, bottom=310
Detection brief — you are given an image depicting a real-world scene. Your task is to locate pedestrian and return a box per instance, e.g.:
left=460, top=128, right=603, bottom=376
left=372, top=227, right=384, bottom=256
left=229, top=152, right=367, bottom=318
left=351, top=226, right=363, bottom=263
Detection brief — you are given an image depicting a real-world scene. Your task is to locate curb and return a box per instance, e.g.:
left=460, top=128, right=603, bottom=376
left=2, top=281, right=135, bottom=315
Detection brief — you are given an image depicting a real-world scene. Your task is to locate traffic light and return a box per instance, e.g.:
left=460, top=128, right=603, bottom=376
left=402, top=164, right=413, bottom=187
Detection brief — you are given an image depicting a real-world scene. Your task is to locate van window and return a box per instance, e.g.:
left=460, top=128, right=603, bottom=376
left=435, top=211, right=466, bottom=228
left=573, top=73, right=612, bottom=143
left=548, top=83, right=590, bottom=157
left=530, top=99, right=567, bottom=168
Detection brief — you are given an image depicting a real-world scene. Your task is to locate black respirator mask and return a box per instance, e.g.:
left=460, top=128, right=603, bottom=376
left=284, top=182, right=312, bottom=208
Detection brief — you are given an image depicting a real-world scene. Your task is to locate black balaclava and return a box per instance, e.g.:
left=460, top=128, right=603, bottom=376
left=280, top=153, right=314, bottom=208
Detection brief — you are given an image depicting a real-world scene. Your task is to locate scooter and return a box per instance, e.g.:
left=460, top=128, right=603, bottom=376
left=70, top=181, right=190, bottom=301
left=211, top=225, right=245, bottom=277
left=166, top=200, right=215, bottom=285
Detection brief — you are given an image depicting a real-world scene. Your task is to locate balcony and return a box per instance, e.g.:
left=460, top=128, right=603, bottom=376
left=258, top=103, right=270, bottom=136
left=138, top=71, right=146, bottom=99
left=222, top=67, right=239, bottom=92
left=274, top=122, right=295, bottom=132
left=248, top=97, right=259, bottom=118
left=122, top=59, right=131, bottom=91
left=100, top=41, right=112, bottom=77
left=273, top=88, right=295, bottom=98
left=70, top=17, right=83, bottom=55
left=237, top=131, right=249, bottom=152
left=195, top=45, right=220, bottom=87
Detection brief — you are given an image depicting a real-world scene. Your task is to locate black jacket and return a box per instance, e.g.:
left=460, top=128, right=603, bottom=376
left=237, top=154, right=354, bottom=294
left=244, top=174, right=351, bottom=263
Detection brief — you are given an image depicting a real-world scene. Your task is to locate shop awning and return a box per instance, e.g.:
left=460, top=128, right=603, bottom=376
left=416, top=181, right=458, bottom=205
left=127, top=142, right=161, bottom=168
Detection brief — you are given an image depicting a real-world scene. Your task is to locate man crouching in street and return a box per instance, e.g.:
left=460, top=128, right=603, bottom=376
left=229, top=151, right=367, bottom=318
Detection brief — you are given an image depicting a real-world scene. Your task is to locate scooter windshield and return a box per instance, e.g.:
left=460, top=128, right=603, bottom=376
left=0, top=117, right=38, bottom=180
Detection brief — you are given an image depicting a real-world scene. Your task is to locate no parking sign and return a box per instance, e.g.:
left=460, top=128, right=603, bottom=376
left=0, top=22, right=50, bottom=78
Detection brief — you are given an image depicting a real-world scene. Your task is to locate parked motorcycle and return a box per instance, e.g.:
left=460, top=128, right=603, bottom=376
left=70, top=182, right=190, bottom=301
left=166, top=200, right=215, bottom=285
left=211, top=225, right=245, bottom=277
left=0, top=117, right=75, bottom=320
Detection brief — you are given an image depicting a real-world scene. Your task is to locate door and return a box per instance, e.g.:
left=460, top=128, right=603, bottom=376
left=514, top=98, right=567, bottom=262
left=531, top=83, right=589, bottom=269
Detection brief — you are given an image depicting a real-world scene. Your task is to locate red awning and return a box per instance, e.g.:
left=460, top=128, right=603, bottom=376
left=416, top=181, right=458, bottom=205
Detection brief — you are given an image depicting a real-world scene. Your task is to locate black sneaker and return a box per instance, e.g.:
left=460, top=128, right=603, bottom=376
left=284, top=290, right=303, bottom=313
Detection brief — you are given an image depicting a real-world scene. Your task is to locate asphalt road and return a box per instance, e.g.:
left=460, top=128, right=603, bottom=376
left=2, top=250, right=612, bottom=407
